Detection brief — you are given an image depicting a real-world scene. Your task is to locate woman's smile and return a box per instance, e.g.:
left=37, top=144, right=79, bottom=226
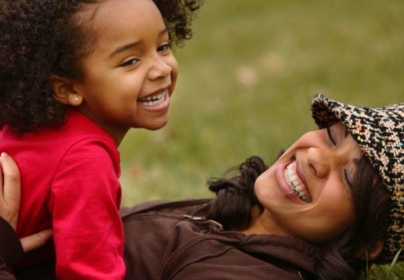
left=251, top=122, right=361, bottom=243
left=275, top=159, right=311, bottom=204
left=284, top=160, right=312, bottom=203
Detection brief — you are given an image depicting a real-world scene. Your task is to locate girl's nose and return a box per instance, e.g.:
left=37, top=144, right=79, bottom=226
left=148, top=56, right=172, bottom=80
left=306, top=147, right=330, bottom=178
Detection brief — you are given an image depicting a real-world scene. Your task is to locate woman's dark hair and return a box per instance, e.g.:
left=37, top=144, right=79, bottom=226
left=316, top=155, right=391, bottom=280
left=207, top=154, right=391, bottom=280
left=0, top=0, right=202, bottom=133
left=207, top=155, right=267, bottom=230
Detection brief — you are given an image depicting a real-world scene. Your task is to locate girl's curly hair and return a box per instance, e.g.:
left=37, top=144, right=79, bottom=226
left=0, top=0, right=202, bottom=133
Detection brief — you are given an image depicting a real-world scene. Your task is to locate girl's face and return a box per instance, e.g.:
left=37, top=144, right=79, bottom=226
left=251, top=122, right=363, bottom=244
left=74, top=0, right=178, bottom=144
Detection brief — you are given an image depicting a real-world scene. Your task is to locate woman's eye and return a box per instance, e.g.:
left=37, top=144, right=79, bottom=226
left=157, top=43, right=171, bottom=52
left=343, top=169, right=354, bottom=189
left=120, top=58, right=139, bottom=67
left=326, top=127, right=336, bottom=146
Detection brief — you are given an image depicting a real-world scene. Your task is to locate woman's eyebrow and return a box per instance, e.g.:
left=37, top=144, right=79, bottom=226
left=344, top=126, right=350, bottom=138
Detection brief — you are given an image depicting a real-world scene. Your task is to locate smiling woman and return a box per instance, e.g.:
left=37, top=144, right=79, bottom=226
left=0, top=93, right=403, bottom=280
left=250, top=122, right=362, bottom=243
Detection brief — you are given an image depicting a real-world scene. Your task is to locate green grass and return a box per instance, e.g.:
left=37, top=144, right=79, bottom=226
left=119, top=0, right=404, bottom=277
left=119, top=0, right=404, bottom=203
left=363, top=249, right=404, bottom=279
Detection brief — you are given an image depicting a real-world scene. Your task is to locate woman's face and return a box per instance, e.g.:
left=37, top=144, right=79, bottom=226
left=252, top=122, right=363, bottom=244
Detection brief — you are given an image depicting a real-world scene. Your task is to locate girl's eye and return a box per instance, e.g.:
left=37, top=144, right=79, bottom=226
left=120, top=58, right=140, bottom=67
left=157, top=43, right=171, bottom=52
left=326, top=126, right=336, bottom=146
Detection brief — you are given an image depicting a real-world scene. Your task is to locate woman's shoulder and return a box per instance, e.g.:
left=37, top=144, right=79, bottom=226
left=120, top=198, right=215, bottom=246
left=121, top=198, right=215, bottom=280
left=120, top=198, right=212, bottom=219
left=121, top=199, right=319, bottom=280
left=158, top=231, right=319, bottom=280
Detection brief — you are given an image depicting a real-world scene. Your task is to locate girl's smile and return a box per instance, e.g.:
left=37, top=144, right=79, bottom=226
left=138, top=90, right=169, bottom=108
left=69, top=0, right=179, bottom=145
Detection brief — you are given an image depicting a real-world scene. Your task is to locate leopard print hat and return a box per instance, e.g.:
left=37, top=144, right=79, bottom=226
left=311, top=93, right=404, bottom=261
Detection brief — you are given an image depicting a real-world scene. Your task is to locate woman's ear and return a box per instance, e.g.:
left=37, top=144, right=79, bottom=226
left=355, top=240, right=384, bottom=260
left=368, top=241, right=384, bottom=260
left=50, top=75, right=83, bottom=106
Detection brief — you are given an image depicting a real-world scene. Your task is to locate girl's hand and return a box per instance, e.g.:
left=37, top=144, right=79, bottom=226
left=0, top=152, right=53, bottom=253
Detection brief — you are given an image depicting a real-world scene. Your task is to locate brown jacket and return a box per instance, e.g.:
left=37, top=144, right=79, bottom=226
left=122, top=199, right=320, bottom=279
left=0, top=218, right=23, bottom=280
left=0, top=199, right=320, bottom=279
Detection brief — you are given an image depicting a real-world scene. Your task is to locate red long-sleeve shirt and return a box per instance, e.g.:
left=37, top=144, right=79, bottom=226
left=0, top=110, right=125, bottom=279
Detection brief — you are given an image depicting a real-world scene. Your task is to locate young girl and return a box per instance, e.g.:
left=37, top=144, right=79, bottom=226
left=0, top=0, right=202, bottom=278
left=1, top=93, right=403, bottom=279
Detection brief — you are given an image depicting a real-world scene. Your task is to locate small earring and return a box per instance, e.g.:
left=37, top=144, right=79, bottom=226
left=74, top=97, right=79, bottom=102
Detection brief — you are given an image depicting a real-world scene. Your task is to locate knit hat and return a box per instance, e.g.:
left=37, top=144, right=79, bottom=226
left=310, top=93, right=404, bottom=261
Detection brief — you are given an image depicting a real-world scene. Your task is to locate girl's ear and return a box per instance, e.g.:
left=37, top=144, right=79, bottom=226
left=50, top=75, right=83, bottom=106
left=355, top=240, right=384, bottom=260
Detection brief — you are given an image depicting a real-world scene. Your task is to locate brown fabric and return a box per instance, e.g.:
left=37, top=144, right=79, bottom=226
left=0, top=217, right=56, bottom=280
left=0, top=199, right=320, bottom=279
left=121, top=199, right=320, bottom=280
left=0, top=217, right=22, bottom=280
left=0, top=261, right=16, bottom=280
left=0, top=217, right=23, bottom=270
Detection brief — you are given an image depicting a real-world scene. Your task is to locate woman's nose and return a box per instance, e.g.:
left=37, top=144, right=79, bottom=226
left=148, top=56, right=172, bottom=80
left=306, top=147, right=330, bottom=178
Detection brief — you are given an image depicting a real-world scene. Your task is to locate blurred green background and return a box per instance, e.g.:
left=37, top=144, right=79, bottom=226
left=119, top=0, right=404, bottom=207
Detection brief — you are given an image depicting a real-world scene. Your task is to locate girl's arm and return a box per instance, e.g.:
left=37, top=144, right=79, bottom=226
left=49, top=141, right=125, bottom=279
left=0, top=153, right=52, bottom=278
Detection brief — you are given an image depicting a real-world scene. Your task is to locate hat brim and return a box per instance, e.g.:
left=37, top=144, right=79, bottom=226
left=311, top=93, right=404, bottom=261
left=311, top=93, right=403, bottom=194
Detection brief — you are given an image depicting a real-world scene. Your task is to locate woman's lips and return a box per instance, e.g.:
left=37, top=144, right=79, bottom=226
left=295, top=159, right=308, bottom=190
left=275, top=158, right=312, bottom=203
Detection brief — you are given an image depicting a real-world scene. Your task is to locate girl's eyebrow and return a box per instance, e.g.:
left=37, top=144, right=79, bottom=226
left=109, top=28, right=169, bottom=59
left=110, top=41, right=140, bottom=58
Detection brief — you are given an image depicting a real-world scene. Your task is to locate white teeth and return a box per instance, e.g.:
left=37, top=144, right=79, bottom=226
left=284, top=162, right=309, bottom=202
left=295, top=186, right=303, bottom=192
left=139, top=91, right=167, bottom=106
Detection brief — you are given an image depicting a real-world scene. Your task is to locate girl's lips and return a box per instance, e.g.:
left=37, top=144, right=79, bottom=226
left=275, top=158, right=310, bottom=204
left=138, top=90, right=170, bottom=111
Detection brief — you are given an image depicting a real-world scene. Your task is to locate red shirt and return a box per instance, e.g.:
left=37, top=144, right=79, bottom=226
left=0, top=110, right=125, bottom=279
